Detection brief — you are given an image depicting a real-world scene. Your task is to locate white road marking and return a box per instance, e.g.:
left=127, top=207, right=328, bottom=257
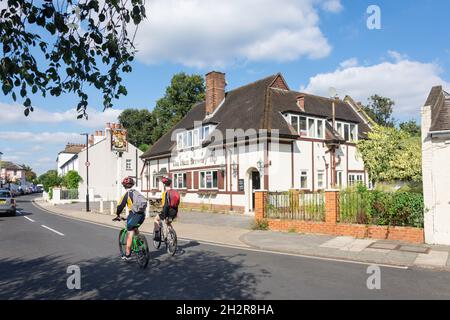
left=24, top=216, right=35, bottom=222
left=41, top=225, right=65, bottom=236
left=31, top=201, right=408, bottom=270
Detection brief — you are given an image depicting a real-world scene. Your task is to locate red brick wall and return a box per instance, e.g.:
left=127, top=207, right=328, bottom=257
left=254, top=190, right=424, bottom=244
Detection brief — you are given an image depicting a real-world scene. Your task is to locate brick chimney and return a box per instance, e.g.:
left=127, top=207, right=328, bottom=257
left=205, top=71, right=226, bottom=115
left=297, top=94, right=305, bottom=111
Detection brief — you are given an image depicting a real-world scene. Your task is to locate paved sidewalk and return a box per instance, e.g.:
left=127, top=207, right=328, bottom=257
left=33, top=199, right=450, bottom=271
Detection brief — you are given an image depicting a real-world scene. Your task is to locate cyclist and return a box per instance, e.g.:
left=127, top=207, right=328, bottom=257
left=153, top=176, right=179, bottom=241
left=115, top=177, right=146, bottom=261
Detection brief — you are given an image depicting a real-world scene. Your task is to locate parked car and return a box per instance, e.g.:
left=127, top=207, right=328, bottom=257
left=0, top=189, right=16, bottom=216
left=36, top=184, right=44, bottom=193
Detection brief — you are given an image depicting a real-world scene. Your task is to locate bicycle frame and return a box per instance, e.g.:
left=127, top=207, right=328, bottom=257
left=120, top=228, right=143, bottom=254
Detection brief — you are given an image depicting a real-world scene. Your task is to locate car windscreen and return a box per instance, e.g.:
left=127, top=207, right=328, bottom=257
left=0, top=191, right=11, bottom=198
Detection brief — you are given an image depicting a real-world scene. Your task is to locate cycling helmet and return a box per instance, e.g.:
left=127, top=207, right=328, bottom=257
left=162, top=176, right=172, bottom=186
left=122, top=177, right=135, bottom=188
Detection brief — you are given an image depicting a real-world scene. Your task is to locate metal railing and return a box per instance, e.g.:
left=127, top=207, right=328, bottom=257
left=266, top=191, right=325, bottom=221
left=338, top=190, right=368, bottom=224
left=60, top=189, right=79, bottom=200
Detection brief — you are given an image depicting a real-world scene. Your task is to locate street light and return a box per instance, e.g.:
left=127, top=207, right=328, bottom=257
left=0, top=152, right=3, bottom=188
left=231, top=161, right=238, bottom=178
left=257, top=159, right=264, bottom=176
left=80, top=133, right=90, bottom=212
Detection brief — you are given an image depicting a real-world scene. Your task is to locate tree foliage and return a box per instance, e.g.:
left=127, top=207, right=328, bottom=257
left=399, top=120, right=421, bottom=137
left=151, top=73, right=205, bottom=143
left=62, top=170, right=83, bottom=189
left=37, top=169, right=63, bottom=192
left=118, top=108, right=156, bottom=148
left=21, top=164, right=37, bottom=182
left=357, top=125, right=422, bottom=184
left=119, top=73, right=205, bottom=149
left=362, top=95, right=395, bottom=127
left=0, top=0, right=146, bottom=117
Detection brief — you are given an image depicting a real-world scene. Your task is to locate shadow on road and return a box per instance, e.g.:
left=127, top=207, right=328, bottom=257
left=0, top=249, right=270, bottom=299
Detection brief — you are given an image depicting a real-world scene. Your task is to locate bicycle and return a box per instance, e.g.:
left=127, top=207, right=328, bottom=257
left=152, top=216, right=178, bottom=256
left=113, top=216, right=150, bottom=269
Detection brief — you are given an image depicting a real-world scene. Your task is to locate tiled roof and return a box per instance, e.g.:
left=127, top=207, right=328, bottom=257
left=0, top=161, right=23, bottom=170
left=59, top=143, right=86, bottom=155
left=425, top=86, right=450, bottom=132
left=142, top=73, right=372, bottom=158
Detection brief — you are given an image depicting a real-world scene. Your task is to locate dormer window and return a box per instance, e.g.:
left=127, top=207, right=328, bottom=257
left=177, top=125, right=214, bottom=150
left=335, top=121, right=358, bottom=142
left=288, top=114, right=325, bottom=139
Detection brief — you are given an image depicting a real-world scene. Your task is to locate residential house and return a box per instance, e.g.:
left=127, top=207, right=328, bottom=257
left=57, top=143, right=86, bottom=176
left=0, top=161, right=26, bottom=185
left=140, top=72, right=371, bottom=213
left=73, top=123, right=144, bottom=201
left=422, top=86, right=450, bottom=245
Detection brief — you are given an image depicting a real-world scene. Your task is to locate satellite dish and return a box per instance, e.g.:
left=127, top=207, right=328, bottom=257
left=328, top=87, right=337, bottom=98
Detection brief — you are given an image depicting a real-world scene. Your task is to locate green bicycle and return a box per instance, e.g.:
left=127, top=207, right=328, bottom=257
left=113, top=216, right=150, bottom=269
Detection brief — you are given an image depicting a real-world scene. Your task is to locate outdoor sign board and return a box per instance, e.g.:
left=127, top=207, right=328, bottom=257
left=111, top=129, right=128, bottom=152
left=238, top=179, right=245, bottom=192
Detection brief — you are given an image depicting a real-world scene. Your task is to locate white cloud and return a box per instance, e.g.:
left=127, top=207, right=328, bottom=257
left=301, top=53, right=450, bottom=119
left=133, top=0, right=341, bottom=67
left=0, top=103, right=122, bottom=128
left=0, top=132, right=84, bottom=144
left=339, top=57, right=359, bottom=69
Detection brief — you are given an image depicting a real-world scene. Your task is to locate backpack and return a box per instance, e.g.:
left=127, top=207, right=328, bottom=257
left=129, top=189, right=148, bottom=213
left=167, top=189, right=180, bottom=209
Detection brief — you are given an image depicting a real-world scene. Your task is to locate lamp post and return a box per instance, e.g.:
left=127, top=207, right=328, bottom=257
left=80, top=133, right=90, bottom=212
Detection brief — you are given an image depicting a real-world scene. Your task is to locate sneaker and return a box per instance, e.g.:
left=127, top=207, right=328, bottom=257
left=121, top=254, right=132, bottom=261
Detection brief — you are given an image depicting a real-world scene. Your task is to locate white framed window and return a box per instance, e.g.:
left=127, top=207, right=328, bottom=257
left=199, top=170, right=218, bottom=189
left=126, top=159, right=132, bottom=171
left=152, top=176, right=159, bottom=189
left=202, top=126, right=210, bottom=140
left=300, top=170, right=308, bottom=189
left=349, top=173, right=364, bottom=186
left=335, top=122, right=358, bottom=142
left=317, top=170, right=325, bottom=189
left=336, top=171, right=343, bottom=187
left=177, top=133, right=184, bottom=150
left=174, top=173, right=187, bottom=189
left=177, top=126, right=213, bottom=150
left=289, top=115, right=325, bottom=139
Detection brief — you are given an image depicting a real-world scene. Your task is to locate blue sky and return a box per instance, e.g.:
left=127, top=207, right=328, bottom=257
left=1, top=0, right=449, bottom=174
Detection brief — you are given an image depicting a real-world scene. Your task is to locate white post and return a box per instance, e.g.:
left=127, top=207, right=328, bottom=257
left=99, top=199, right=103, bottom=213
left=145, top=200, right=150, bottom=218
left=110, top=201, right=114, bottom=215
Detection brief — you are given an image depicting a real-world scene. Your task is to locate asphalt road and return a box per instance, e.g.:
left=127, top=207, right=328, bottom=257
left=2, top=195, right=450, bottom=300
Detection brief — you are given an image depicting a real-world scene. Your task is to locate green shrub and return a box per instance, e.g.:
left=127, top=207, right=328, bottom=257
left=48, top=188, right=53, bottom=200
left=390, top=192, right=424, bottom=228
left=252, top=219, right=269, bottom=231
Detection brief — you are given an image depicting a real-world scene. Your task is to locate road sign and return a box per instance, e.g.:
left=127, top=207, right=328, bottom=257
left=85, top=161, right=90, bottom=167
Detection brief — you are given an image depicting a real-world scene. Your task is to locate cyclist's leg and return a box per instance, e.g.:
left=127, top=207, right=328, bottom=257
left=126, top=212, right=140, bottom=256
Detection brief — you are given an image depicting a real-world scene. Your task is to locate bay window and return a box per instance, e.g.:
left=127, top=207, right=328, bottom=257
left=288, top=114, right=325, bottom=139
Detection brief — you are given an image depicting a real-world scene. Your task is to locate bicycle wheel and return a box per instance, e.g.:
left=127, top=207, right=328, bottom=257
left=118, top=229, right=127, bottom=257
left=135, top=234, right=150, bottom=269
left=166, top=226, right=177, bottom=256
left=152, top=225, right=162, bottom=250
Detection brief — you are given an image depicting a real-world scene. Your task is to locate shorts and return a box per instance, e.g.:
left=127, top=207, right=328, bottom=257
left=159, top=207, right=178, bottom=221
left=127, top=212, right=145, bottom=231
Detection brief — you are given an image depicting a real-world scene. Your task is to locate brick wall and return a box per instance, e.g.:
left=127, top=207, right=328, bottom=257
left=254, top=190, right=425, bottom=244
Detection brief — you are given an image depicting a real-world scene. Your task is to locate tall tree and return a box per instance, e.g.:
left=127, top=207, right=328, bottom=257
left=357, top=125, right=422, bottom=184
left=118, top=109, right=156, bottom=147
left=152, top=73, right=205, bottom=143
left=21, top=164, right=37, bottom=182
left=399, top=120, right=421, bottom=137
left=62, top=170, right=83, bottom=189
left=362, top=95, right=395, bottom=127
left=37, top=170, right=63, bottom=192
left=0, top=0, right=146, bottom=117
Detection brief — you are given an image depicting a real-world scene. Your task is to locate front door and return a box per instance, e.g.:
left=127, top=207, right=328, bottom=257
left=251, top=171, right=261, bottom=211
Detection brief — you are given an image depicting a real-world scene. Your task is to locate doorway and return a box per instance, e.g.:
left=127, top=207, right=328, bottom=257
left=251, top=170, right=261, bottom=211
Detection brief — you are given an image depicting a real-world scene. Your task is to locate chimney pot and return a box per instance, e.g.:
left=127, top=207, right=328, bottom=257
left=297, top=94, right=305, bottom=111
left=205, top=71, right=226, bottom=115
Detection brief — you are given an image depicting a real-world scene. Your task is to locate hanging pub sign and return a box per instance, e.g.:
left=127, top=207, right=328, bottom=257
left=111, top=129, right=128, bottom=152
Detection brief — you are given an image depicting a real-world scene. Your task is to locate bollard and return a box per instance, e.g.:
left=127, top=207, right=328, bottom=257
left=145, top=200, right=150, bottom=218
left=110, top=201, right=114, bottom=215
left=99, top=199, right=104, bottom=214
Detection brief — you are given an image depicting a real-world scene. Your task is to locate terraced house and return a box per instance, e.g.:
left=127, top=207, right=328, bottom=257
left=140, top=72, right=372, bottom=214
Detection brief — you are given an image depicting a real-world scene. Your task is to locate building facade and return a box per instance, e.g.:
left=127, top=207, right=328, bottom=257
left=0, top=161, right=26, bottom=185
left=141, top=72, right=371, bottom=214
left=422, top=86, right=450, bottom=245
left=57, top=124, right=144, bottom=202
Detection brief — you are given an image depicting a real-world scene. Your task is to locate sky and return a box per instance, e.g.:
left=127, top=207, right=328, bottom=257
left=1, top=0, right=450, bottom=175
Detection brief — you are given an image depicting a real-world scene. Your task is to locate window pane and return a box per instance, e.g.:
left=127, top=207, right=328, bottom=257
left=291, top=115, right=299, bottom=133
left=200, top=172, right=205, bottom=188
left=337, top=123, right=342, bottom=136
left=177, top=133, right=183, bottom=149
left=344, top=125, right=350, bottom=141
left=308, top=119, right=315, bottom=137
left=193, top=129, right=199, bottom=146
left=318, top=171, right=324, bottom=188
left=183, top=132, right=187, bottom=147
left=317, top=120, right=324, bottom=138
left=187, top=131, right=193, bottom=147
left=350, top=124, right=357, bottom=141
left=183, top=173, right=187, bottom=188
left=212, top=171, right=218, bottom=188
left=300, top=171, right=308, bottom=189
left=299, top=117, right=307, bottom=132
